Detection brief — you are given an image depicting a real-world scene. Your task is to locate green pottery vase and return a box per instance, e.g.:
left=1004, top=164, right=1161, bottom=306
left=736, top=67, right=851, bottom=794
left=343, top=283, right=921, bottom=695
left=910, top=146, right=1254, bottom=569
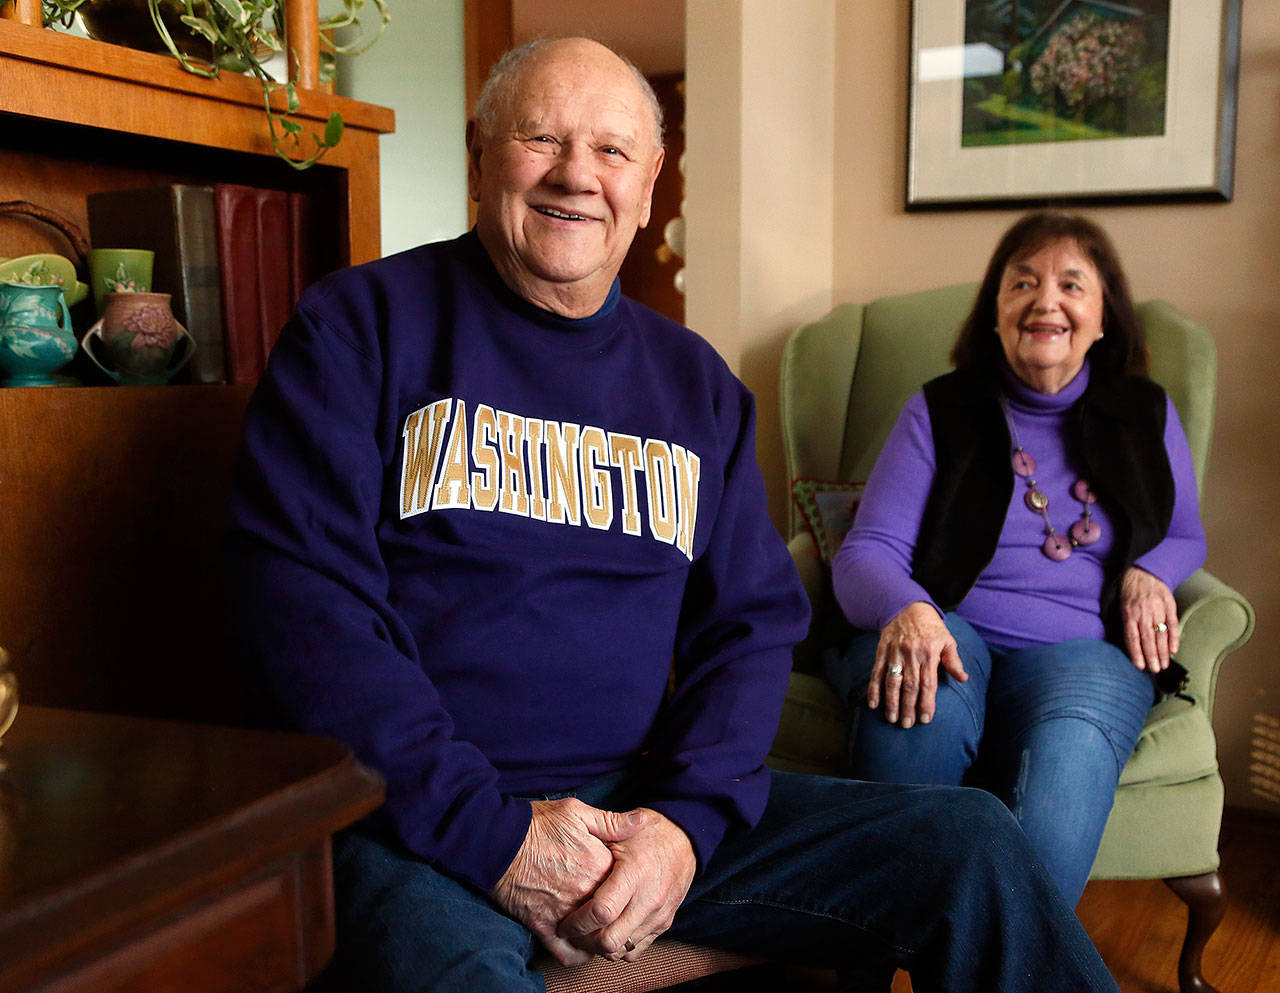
left=0, top=282, right=76, bottom=387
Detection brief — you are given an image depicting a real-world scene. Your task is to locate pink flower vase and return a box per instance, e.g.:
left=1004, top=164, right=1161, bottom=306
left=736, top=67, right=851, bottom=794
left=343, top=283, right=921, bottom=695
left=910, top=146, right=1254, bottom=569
left=81, top=291, right=196, bottom=385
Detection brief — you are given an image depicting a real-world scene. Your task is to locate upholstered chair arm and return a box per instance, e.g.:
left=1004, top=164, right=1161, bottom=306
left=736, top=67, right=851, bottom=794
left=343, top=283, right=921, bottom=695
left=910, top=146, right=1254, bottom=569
left=1173, top=569, right=1256, bottom=717
left=788, top=533, right=829, bottom=608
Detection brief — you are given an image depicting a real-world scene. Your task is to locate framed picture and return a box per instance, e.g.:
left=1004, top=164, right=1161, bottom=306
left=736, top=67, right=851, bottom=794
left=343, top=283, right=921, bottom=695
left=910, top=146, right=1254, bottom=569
left=906, top=0, right=1242, bottom=209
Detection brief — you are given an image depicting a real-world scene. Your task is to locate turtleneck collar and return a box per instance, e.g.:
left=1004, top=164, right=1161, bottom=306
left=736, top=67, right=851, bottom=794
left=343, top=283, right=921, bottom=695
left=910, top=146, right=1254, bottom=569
left=1001, top=358, right=1091, bottom=414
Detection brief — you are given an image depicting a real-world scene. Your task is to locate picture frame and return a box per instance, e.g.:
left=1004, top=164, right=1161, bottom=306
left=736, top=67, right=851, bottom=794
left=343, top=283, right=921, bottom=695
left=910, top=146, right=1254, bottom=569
left=906, top=0, right=1242, bottom=209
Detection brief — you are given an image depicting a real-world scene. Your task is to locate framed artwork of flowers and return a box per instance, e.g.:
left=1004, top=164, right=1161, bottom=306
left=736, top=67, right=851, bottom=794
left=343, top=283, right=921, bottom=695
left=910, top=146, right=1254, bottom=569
left=906, top=0, right=1242, bottom=208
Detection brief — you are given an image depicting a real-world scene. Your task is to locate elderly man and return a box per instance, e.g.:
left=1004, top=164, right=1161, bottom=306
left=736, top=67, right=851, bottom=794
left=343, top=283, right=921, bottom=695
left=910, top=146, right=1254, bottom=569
left=227, top=37, right=1120, bottom=993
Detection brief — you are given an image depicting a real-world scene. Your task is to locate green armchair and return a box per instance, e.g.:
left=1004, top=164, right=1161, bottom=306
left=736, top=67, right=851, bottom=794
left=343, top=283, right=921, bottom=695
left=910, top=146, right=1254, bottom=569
left=771, top=285, right=1255, bottom=993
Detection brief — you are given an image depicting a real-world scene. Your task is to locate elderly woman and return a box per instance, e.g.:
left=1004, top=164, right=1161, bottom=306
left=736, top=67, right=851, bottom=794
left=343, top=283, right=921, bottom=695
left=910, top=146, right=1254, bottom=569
left=825, top=211, right=1206, bottom=906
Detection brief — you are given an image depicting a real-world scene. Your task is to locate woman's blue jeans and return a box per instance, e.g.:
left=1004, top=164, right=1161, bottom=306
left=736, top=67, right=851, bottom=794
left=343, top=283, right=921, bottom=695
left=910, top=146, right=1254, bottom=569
left=825, top=613, right=1153, bottom=907
left=313, top=770, right=1119, bottom=993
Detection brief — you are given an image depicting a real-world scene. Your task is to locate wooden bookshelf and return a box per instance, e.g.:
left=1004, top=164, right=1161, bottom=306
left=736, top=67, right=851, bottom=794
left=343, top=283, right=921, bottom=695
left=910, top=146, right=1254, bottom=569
left=0, top=16, right=394, bottom=267
left=0, top=15, right=394, bottom=722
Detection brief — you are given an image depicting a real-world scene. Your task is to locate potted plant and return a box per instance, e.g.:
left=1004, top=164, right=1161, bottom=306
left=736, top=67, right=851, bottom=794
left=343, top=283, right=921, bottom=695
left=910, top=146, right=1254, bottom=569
left=41, top=0, right=389, bottom=170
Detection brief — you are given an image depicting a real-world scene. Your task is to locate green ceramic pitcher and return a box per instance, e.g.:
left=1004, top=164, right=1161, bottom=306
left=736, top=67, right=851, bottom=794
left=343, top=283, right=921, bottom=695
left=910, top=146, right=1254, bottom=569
left=0, top=282, right=76, bottom=387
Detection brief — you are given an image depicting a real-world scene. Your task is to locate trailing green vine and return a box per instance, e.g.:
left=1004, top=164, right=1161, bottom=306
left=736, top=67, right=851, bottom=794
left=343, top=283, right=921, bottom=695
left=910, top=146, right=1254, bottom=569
left=42, top=0, right=389, bottom=170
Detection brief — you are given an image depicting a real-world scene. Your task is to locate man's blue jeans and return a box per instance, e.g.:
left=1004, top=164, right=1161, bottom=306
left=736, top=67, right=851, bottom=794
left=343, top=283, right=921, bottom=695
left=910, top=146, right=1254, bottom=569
left=825, top=613, right=1153, bottom=906
left=316, top=769, right=1119, bottom=993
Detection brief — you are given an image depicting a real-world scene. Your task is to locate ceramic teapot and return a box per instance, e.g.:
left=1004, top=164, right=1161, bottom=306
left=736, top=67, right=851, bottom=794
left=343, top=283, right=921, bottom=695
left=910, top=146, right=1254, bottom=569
left=0, top=282, right=76, bottom=386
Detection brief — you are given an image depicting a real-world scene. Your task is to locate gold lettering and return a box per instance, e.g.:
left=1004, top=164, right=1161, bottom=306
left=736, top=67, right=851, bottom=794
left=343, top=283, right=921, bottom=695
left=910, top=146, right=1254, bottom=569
left=432, top=400, right=471, bottom=509
left=644, top=439, right=677, bottom=544
left=400, top=400, right=452, bottom=518
left=526, top=418, right=547, bottom=520
left=580, top=426, right=613, bottom=531
left=544, top=421, right=582, bottom=525
left=470, top=404, right=500, bottom=511
left=497, top=410, right=530, bottom=516
left=609, top=434, right=644, bottom=536
left=673, top=444, right=701, bottom=560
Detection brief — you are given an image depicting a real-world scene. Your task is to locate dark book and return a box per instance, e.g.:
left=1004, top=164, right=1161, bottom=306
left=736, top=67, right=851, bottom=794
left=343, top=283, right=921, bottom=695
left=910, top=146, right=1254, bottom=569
left=86, top=184, right=226, bottom=384
left=287, top=191, right=314, bottom=315
left=213, top=184, right=310, bottom=385
left=213, top=183, right=266, bottom=384
left=253, top=186, right=292, bottom=364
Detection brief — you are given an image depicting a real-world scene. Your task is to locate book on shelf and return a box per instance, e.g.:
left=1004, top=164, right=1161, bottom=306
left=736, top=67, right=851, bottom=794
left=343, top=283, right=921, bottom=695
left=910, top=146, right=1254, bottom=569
left=86, top=184, right=226, bottom=384
left=287, top=192, right=314, bottom=321
left=213, top=183, right=314, bottom=385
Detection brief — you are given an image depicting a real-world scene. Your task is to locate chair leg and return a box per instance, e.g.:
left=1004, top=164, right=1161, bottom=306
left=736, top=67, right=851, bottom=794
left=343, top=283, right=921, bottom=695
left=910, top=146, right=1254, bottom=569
left=1163, top=870, right=1226, bottom=993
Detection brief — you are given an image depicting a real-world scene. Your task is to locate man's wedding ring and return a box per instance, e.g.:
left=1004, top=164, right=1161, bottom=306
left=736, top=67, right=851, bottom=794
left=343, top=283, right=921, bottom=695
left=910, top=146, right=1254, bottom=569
left=624, top=938, right=637, bottom=952
left=888, top=663, right=905, bottom=677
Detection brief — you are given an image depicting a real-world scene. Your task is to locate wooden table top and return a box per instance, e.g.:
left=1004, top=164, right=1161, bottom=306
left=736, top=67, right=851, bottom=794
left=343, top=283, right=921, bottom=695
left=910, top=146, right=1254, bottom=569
left=0, top=706, right=383, bottom=991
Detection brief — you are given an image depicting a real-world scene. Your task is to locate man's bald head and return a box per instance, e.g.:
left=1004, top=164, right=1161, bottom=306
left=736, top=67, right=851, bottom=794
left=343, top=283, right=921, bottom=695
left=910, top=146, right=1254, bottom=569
left=472, top=37, right=665, bottom=151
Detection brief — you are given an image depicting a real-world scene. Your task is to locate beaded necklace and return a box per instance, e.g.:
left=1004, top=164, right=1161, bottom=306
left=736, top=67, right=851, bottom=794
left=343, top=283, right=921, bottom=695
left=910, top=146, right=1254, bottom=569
left=999, top=397, right=1101, bottom=562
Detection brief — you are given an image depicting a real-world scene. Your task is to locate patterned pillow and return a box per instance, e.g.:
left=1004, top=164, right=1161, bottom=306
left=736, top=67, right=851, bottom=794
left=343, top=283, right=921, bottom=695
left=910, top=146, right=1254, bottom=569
left=791, top=479, right=866, bottom=565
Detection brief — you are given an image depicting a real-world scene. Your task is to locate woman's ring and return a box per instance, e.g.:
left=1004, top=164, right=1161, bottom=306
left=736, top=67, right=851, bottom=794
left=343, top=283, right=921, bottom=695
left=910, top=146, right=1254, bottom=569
left=1155, top=622, right=1168, bottom=633
left=624, top=938, right=637, bottom=953
left=888, top=663, right=905, bottom=677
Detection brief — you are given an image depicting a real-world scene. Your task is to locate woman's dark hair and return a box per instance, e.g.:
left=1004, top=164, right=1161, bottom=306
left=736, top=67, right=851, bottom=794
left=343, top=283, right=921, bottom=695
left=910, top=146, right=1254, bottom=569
left=951, top=211, right=1147, bottom=380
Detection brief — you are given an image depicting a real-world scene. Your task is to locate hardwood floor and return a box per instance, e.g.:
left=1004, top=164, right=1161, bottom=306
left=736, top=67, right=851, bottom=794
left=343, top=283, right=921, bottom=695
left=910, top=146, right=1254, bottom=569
left=1077, top=806, right=1280, bottom=993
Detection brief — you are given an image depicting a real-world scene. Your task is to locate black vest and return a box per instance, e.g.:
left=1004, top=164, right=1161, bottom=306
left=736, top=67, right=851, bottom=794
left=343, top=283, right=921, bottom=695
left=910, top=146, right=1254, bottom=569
left=912, top=368, right=1176, bottom=639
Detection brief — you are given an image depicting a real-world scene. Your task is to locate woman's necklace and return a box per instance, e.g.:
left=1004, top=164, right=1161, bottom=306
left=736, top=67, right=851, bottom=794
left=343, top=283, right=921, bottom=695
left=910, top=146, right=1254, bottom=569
left=999, top=398, right=1101, bottom=562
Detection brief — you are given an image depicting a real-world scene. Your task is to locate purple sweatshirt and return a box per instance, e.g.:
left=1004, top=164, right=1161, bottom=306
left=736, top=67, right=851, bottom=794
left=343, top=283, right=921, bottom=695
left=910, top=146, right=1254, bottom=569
left=226, top=232, right=809, bottom=891
left=832, top=361, right=1206, bottom=648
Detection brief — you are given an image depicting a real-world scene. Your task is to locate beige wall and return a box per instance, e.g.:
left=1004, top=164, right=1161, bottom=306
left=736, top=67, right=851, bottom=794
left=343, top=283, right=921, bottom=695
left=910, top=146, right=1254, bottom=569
left=685, top=1, right=836, bottom=530
left=688, top=0, right=1280, bottom=814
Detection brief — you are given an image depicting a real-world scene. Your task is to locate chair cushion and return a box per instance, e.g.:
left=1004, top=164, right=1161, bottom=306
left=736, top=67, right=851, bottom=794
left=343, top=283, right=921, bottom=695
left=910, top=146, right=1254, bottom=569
left=768, top=672, right=846, bottom=776
left=1117, top=694, right=1219, bottom=788
left=1093, top=772, right=1223, bottom=879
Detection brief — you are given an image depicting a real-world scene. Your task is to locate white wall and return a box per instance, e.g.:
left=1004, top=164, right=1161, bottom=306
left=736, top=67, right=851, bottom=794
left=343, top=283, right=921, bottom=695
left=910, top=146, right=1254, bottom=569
left=337, top=1, right=469, bottom=256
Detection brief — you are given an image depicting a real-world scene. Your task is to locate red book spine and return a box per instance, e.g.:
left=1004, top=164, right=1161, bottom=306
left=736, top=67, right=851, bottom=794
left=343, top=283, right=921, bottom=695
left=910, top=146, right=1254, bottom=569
left=213, top=183, right=265, bottom=384
left=287, top=191, right=314, bottom=309
left=253, top=188, right=291, bottom=363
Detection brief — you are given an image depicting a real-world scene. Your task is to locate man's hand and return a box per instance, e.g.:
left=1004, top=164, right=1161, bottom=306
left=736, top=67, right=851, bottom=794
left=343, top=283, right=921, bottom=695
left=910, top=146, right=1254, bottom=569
left=491, top=798, right=647, bottom=966
left=556, top=808, right=697, bottom=962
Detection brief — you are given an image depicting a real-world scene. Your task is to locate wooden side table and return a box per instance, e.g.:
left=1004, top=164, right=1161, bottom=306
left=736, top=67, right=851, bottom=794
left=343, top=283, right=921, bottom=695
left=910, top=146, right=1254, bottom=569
left=0, top=707, right=383, bottom=993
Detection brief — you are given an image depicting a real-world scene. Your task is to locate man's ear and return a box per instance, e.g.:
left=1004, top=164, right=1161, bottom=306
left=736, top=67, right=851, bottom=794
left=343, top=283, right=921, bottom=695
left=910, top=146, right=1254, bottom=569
left=465, top=119, right=483, bottom=203
left=638, top=146, right=666, bottom=230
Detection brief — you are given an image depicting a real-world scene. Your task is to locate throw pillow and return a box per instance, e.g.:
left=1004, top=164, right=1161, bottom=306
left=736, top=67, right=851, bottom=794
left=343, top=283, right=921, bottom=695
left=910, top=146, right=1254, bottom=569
left=791, top=479, right=865, bottom=565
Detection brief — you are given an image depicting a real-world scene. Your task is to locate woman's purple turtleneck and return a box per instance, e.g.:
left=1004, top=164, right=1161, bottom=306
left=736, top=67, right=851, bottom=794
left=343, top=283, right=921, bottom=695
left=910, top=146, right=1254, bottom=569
left=831, top=361, right=1206, bottom=648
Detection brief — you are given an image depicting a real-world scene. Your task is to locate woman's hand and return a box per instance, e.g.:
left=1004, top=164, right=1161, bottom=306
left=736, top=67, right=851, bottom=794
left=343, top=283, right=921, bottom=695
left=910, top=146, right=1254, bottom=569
left=1120, top=566, right=1180, bottom=672
left=869, top=602, right=967, bottom=728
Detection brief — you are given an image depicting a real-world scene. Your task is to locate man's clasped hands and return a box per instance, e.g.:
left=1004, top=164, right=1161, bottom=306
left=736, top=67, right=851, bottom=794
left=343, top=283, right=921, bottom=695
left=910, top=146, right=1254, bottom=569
left=491, top=799, right=698, bottom=966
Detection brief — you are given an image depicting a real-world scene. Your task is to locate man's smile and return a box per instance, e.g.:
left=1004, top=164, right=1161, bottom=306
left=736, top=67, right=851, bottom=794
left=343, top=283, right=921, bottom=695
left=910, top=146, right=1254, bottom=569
left=533, top=205, right=593, bottom=221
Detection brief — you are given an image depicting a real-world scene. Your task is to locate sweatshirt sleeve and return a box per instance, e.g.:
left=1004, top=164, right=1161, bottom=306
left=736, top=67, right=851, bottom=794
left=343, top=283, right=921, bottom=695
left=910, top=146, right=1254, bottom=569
left=831, top=392, right=943, bottom=631
left=226, top=299, right=532, bottom=893
left=641, top=387, right=811, bottom=870
left=1133, top=395, right=1207, bottom=589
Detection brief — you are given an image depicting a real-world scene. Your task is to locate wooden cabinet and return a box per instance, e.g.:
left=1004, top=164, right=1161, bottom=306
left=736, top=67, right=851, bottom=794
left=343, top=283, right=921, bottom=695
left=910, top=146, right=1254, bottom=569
left=0, top=15, right=394, bottom=723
